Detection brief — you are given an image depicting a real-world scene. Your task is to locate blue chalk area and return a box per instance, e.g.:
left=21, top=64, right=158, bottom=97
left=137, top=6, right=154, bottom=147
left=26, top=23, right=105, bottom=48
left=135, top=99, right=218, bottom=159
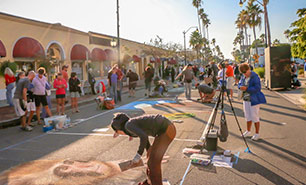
left=116, top=100, right=176, bottom=110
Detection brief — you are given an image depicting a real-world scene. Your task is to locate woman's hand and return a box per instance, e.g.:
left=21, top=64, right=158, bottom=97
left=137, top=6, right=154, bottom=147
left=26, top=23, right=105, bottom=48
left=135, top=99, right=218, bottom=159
left=240, top=86, right=247, bottom=91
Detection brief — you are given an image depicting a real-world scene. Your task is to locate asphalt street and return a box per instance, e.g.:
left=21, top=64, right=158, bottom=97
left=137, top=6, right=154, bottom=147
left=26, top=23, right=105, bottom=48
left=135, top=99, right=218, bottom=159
left=0, top=86, right=305, bottom=185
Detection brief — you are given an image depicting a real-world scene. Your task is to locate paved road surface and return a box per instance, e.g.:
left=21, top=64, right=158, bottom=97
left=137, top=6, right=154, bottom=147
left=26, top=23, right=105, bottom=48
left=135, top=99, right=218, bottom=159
left=0, top=86, right=305, bottom=185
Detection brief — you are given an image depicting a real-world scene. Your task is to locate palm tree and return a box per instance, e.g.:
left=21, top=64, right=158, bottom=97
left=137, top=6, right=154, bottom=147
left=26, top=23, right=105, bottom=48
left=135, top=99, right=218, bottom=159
left=283, top=29, right=291, bottom=43
left=236, top=10, right=249, bottom=47
left=272, top=39, right=280, bottom=46
left=199, top=8, right=205, bottom=38
left=192, top=0, right=202, bottom=35
left=246, top=2, right=263, bottom=55
left=199, top=8, right=211, bottom=41
left=243, top=0, right=271, bottom=47
left=189, top=30, right=203, bottom=63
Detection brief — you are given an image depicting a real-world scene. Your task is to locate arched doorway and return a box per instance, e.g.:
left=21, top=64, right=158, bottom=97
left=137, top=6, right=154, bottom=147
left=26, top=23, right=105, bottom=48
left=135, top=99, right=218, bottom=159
left=91, top=48, right=107, bottom=77
left=70, top=44, right=89, bottom=80
left=46, top=41, right=65, bottom=83
left=12, top=37, right=45, bottom=73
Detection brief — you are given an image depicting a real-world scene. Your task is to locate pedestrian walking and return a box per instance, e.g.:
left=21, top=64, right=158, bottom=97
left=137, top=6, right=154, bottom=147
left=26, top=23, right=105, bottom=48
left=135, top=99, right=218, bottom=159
left=61, top=65, right=69, bottom=103
left=171, top=66, right=175, bottom=83
left=116, top=65, right=124, bottom=102
left=225, top=62, right=235, bottom=100
left=111, top=113, right=176, bottom=185
left=4, top=67, right=16, bottom=106
left=109, top=68, right=118, bottom=103
left=69, top=72, right=81, bottom=113
left=176, top=64, right=197, bottom=100
left=12, top=71, right=36, bottom=131
left=126, top=69, right=139, bottom=97
left=26, top=81, right=36, bottom=127
left=238, top=63, right=266, bottom=141
left=144, top=65, right=154, bottom=97
left=53, top=73, right=67, bottom=115
left=41, top=80, right=52, bottom=119
left=88, top=68, right=96, bottom=95
left=32, top=69, right=52, bottom=124
left=210, top=61, right=219, bottom=88
left=234, top=63, right=241, bottom=85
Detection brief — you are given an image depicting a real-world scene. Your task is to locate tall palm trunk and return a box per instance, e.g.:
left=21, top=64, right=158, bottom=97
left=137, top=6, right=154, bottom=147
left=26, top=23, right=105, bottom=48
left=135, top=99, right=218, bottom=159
left=264, top=4, right=271, bottom=47
left=197, top=9, right=202, bottom=36
left=253, top=26, right=258, bottom=55
left=206, top=26, right=209, bottom=40
left=202, top=24, right=206, bottom=39
left=244, top=26, right=248, bottom=47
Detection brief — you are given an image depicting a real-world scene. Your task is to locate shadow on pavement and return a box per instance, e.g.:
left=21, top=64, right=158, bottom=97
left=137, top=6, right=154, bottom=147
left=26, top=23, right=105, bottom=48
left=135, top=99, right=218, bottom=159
left=233, top=157, right=294, bottom=185
left=257, top=139, right=306, bottom=163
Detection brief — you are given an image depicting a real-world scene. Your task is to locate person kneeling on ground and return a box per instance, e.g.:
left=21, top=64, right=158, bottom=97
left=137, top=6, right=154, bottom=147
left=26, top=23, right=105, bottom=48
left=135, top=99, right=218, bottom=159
left=111, top=113, right=176, bottom=185
left=195, top=83, right=216, bottom=103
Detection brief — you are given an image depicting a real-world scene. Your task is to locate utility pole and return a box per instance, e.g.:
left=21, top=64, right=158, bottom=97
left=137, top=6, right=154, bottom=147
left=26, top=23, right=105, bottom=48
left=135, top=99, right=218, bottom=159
left=183, top=31, right=187, bottom=65
left=116, top=0, right=120, bottom=66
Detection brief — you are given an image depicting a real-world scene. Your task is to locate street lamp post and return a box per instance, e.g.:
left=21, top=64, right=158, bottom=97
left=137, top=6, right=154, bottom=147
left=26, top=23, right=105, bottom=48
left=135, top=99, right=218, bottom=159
left=183, top=26, right=198, bottom=65
left=116, top=0, right=120, bottom=66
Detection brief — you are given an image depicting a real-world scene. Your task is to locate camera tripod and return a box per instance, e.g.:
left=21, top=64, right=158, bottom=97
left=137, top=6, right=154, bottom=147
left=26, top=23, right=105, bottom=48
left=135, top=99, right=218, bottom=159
left=201, top=63, right=252, bottom=153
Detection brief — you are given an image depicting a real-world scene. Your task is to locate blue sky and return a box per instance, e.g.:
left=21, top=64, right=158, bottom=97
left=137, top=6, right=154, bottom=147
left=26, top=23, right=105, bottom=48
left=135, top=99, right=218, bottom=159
left=0, top=0, right=305, bottom=59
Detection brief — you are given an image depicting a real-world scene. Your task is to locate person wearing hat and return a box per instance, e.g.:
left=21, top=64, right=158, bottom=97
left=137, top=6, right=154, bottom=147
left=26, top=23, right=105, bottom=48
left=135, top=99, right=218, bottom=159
left=195, top=83, right=216, bottom=103
left=111, top=113, right=176, bottom=185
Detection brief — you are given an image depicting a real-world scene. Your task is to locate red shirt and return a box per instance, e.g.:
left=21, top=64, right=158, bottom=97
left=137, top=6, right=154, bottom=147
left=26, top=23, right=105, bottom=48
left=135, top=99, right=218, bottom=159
left=116, top=69, right=123, bottom=80
left=226, top=65, right=234, bottom=77
left=62, top=70, right=69, bottom=81
left=53, top=78, right=67, bottom=95
left=5, top=74, right=16, bottom=86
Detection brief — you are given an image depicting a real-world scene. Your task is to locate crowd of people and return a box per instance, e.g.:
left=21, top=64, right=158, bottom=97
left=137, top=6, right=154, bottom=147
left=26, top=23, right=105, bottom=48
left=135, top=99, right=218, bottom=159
left=6, top=65, right=83, bottom=131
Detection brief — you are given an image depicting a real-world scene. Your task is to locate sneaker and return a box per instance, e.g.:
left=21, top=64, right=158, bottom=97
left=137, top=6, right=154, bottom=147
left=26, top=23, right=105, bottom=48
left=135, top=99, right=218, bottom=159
left=243, top=131, right=251, bottom=137
left=20, top=126, right=33, bottom=131
left=251, top=134, right=260, bottom=141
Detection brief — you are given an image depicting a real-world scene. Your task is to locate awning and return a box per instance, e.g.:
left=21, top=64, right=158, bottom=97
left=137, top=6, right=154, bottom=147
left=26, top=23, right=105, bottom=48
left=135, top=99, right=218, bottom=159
left=91, top=48, right=107, bottom=61
left=0, top=40, right=6, bottom=57
left=132, top=55, right=141, bottom=62
left=71, top=44, right=89, bottom=60
left=105, top=49, right=115, bottom=61
left=13, top=37, right=45, bottom=58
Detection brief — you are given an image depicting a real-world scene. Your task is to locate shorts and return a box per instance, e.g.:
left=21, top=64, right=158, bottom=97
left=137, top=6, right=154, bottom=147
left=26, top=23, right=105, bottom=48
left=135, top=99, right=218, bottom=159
left=226, top=77, right=235, bottom=90
left=70, top=92, right=80, bottom=98
left=243, top=101, right=260, bottom=122
left=13, top=98, right=26, bottom=117
left=56, top=94, right=66, bottom=99
left=27, top=102, right=36, bottom=112
left=34, top=95, right=48, bottom=107
left=129, top=82, right=137, bottom=90
left=145, top=81, right=152, bottom=90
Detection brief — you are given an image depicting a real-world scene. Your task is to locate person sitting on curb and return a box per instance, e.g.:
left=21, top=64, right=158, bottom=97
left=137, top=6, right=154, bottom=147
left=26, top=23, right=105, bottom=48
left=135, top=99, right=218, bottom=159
left=111, top=113, right=176, bottom=185
left=195, top=83, right=216, bottom=103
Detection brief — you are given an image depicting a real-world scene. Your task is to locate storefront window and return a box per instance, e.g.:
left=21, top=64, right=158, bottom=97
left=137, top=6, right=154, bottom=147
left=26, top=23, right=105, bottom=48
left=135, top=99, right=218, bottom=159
left=71, top=61, right=83, bottom=80
left=103, top=61, right=111, bottom=77
left=15, top=61, right=34, bottom=73
left=91, top=61, right=101, bottom=77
